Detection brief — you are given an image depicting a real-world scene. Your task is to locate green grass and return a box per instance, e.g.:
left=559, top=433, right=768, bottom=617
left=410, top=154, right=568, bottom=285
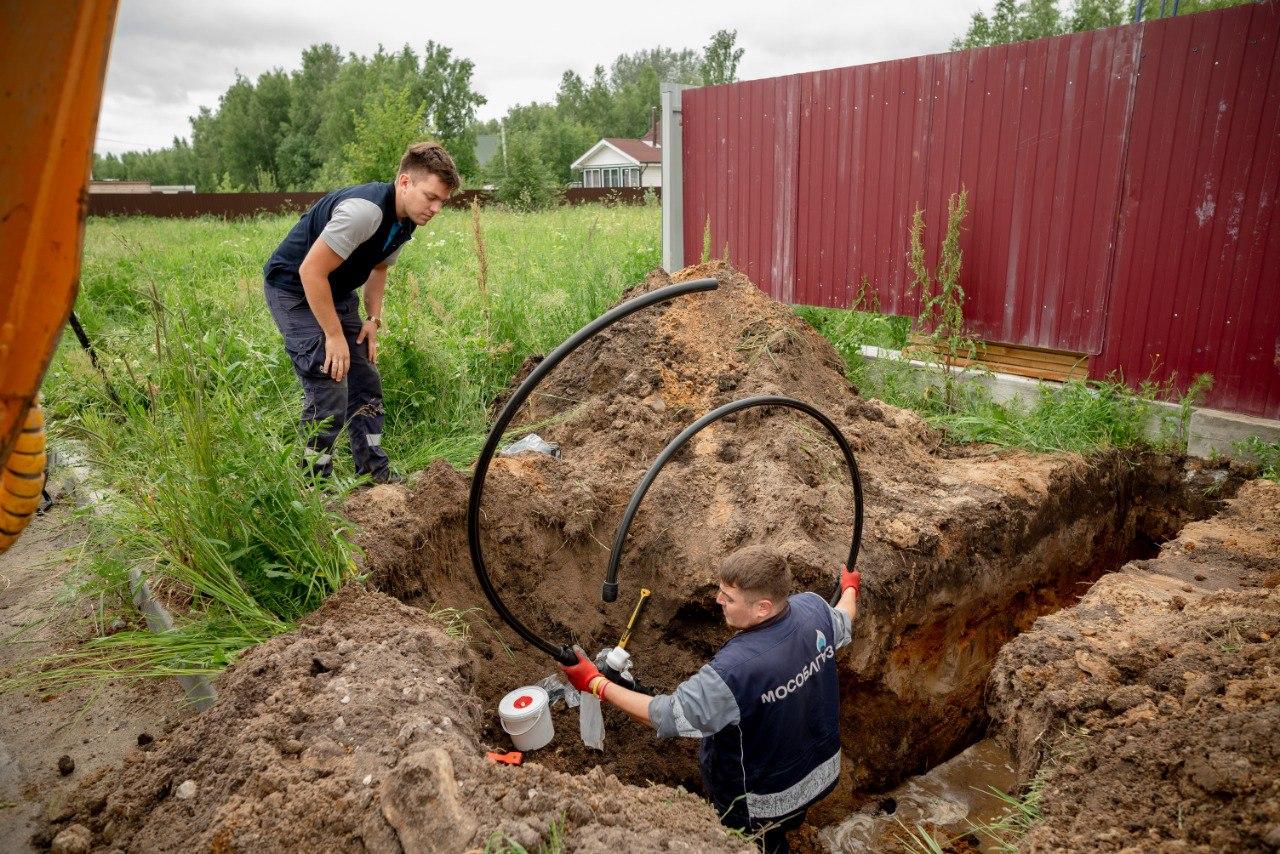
left=794, top=305, right=911, bottom=352
left=15, top=202, right=659, bottom=688
left=893, top=776, right=1046, bottom=854
left=1235, top=436, right=1280, bottom=481
left=805, top=302, right=1206, bottom=455
left=483, top=814, right=565, bottom=854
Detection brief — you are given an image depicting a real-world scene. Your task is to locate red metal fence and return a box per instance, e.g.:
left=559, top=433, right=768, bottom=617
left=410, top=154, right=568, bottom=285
left=681, top=4, right=1279, bottom=418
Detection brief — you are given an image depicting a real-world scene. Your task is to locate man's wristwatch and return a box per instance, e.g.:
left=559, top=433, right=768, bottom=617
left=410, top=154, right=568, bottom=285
left=367, top=315, right=382, bottom=329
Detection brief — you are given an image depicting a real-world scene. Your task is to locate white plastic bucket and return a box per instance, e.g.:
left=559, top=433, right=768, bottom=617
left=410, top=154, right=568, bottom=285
left=498, top=685, right=554, bottom=751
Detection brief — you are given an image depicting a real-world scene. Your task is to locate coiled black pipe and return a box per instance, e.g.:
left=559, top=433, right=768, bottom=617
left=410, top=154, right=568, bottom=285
left=603, top=395, right=863, bottom=606
left=467, top=278, right=719, bottom=666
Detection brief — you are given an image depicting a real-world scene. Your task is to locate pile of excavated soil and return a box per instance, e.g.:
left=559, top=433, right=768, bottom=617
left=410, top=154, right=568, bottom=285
left=988, top=478, right=1280, bottom=852
left=347, top=262, right=1244, bottom=807
left=41, top=587, right=749, bottom=853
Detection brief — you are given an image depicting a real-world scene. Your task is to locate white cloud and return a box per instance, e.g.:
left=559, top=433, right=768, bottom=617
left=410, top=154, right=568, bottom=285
left=96, top=0, right=981, bottom=154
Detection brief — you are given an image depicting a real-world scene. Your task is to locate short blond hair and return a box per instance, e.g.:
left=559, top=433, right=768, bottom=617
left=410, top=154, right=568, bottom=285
left=718, top=545, right=792, bottom=603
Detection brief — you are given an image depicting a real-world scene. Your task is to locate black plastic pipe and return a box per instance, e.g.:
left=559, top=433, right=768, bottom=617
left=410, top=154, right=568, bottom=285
left=604, top=395, right=863, bottom=606
left=467, top=278, right=719, bottom=666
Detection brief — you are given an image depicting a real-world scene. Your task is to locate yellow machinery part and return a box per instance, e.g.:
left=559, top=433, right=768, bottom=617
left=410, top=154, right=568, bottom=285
left=0, top=1, right=119, bottom=554
left=0, top=401, right=47, bottom=552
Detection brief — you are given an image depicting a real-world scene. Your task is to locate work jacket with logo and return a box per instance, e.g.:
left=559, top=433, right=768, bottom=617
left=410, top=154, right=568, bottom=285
left=649, top=591, right=850, bottom=821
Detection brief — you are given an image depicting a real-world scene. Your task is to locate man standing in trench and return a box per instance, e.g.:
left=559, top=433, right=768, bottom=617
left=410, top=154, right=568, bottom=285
left=561, top=545, right=860, bottom=853
left=263, top=141, right=459, bottom=483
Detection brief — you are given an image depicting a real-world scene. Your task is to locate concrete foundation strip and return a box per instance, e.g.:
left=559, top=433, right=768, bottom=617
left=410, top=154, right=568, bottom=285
left=857, top=345, right=1280, bottom=456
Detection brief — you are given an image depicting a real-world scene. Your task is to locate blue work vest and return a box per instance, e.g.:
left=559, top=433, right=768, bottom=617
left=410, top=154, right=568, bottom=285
left=263, top=182, right=414, bottom=301
left=701, top=592, right=843, bottom=820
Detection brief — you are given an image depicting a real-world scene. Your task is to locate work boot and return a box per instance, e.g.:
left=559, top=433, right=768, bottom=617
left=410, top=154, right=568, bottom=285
left=367, top=469, right=406, bottom=486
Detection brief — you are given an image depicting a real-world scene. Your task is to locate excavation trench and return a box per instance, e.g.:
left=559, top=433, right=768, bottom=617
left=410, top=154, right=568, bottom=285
left=348, top=263, right=1247, bottom=830
left=357, top=448, right=1237, bottom=815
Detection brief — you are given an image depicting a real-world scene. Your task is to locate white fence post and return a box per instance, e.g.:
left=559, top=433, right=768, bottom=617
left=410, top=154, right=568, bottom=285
left=661, top=83, right=688, bottom=273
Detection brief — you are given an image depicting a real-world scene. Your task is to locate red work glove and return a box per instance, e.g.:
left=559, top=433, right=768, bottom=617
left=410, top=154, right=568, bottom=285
left=840, top=564, right=861, bottom=596
left=560, top=647, right=603, bottom=693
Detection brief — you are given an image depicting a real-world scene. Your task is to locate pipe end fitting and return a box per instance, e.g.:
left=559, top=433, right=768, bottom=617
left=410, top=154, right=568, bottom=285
left=602, top=581, right=619, bottom=603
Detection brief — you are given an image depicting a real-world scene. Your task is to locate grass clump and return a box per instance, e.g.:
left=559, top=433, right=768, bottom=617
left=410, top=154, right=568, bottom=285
left=1235, top=436, right=1280, bottom=482
left=19, top=204, right=659, bottom=685
left=484, top=814, right=565, bottom=853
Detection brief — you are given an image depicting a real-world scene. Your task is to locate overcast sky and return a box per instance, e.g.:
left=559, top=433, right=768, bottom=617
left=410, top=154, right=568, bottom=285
left=96, top=0, right=985, bottom=155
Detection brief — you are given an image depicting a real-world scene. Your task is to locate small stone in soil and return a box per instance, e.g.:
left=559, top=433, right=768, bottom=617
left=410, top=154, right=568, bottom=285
left=50, top=823, right=91, bottom=854
left=57, top=755, right=75, bottom=776
left=175, top=780, right=197, bottom=799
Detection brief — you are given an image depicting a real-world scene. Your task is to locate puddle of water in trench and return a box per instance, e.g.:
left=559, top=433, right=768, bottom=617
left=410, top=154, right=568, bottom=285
left=819, top=739, right=1018, bottom=853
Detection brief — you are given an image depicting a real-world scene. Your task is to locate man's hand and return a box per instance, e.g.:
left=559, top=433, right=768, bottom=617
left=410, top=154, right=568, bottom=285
left=323, top=333, right=351, bottom=382
left=841, top=564, right=861, bottom=596
left=356, top=320, right=379, bottom=364
left=560, top=647, right=604, bottom=693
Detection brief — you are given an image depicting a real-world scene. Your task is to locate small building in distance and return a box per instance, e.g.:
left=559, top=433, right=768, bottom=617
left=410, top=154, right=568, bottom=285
left=571, top=119, right=661, bottom=188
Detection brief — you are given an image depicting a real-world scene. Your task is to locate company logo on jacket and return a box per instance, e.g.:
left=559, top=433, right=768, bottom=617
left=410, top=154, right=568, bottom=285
left=761, top=631, right=835, bottom=704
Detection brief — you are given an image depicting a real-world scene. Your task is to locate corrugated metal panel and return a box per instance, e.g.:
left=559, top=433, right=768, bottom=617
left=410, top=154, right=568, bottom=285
left=795, top=25, right=1133, bottom=353
left=682, top=77, right=800, bottom=300
left=1094, top=3, right=1280, bottom=415
left=681, top=3, right=1279, bottom=417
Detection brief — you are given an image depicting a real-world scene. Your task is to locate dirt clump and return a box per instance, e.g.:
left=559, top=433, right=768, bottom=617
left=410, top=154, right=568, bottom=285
left=348, top=262, right=1244, bottom=807
left=40, top=586, right=748, bottom=853
left=988, top=478, right=1280, bottom=852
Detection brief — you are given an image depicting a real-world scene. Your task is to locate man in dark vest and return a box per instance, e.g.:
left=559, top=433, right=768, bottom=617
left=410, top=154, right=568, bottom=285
left=561, top=545, right=861, bottom=853
left=263, top=141, right=459, bottom=482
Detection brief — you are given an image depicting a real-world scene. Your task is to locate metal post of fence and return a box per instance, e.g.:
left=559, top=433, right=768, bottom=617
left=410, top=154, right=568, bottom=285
left=661, top=82, right=688, bottom=273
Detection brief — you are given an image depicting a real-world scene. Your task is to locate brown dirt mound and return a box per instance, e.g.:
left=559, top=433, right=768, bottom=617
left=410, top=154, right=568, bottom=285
left=348, top=262, right=1241, bottom=810
left=41, top=587, right=749, bottom=853
left=988, top=478, right=1280, bottom=852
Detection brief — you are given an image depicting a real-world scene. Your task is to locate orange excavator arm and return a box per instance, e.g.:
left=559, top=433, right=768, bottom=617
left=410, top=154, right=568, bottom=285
left=0, top=1, right=119, bottom=552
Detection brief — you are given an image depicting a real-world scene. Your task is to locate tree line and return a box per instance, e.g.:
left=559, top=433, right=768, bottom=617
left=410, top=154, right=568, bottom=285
left=953, top=0, right=1253, bottom=48
left=93, top=30, right=744, bottom=197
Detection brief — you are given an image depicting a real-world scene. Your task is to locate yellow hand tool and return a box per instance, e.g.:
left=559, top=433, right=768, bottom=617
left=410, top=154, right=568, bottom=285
left=616, top=588, right=651, bottom=651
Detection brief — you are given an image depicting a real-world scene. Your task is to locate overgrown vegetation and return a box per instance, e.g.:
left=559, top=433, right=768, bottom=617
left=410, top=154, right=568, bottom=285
left=1236, top=436, right=1280, bottom=482
left=909, top=190, right=975, bottom=412
left=9, top=205, right=658, bottom=686
left=805, top=189, right=1214, bottom=455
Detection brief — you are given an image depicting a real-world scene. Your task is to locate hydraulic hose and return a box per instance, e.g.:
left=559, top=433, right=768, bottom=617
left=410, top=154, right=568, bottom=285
left=604, top=395, right=863, bottom=606
left=468, top=278, right=719, bottom=666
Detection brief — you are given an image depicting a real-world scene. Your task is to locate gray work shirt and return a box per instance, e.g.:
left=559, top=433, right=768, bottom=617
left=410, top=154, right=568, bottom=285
left=649, top=599, right=853, bottom=739
left=319, top=198, right=406, bottom=266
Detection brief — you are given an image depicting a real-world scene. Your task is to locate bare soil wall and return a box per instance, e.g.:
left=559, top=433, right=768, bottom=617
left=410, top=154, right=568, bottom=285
left=988, top=478, right=1280, bottom=851
left=348, top=263, right=1242, bottom=804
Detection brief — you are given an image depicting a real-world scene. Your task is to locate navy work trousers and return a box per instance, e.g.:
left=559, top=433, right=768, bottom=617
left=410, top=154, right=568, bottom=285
left=264, top=284, right=390, bottom=479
